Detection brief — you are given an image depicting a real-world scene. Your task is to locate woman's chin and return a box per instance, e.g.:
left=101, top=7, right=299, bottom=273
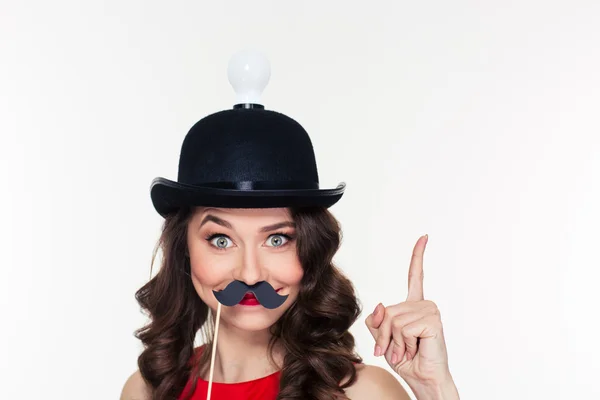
left=221, top=308, right=283, bottom=332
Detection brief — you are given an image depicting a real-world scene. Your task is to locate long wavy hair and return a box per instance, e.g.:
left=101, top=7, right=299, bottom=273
left=134, top=206, right=363, bottom=400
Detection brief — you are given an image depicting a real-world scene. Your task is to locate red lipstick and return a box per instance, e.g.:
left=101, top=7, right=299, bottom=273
left=238, top=288, right=283, bottom=306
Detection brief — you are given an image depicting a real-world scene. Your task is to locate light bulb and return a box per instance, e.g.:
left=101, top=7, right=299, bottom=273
left=227, top=49, right=271, bottom=106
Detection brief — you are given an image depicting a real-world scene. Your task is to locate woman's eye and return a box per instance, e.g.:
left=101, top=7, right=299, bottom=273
left=210, top=236, right=233, bottom=249
left=266, top=234, right=289, bottom=247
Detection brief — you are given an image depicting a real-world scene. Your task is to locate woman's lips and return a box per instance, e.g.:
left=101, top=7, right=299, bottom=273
left=238, top=288, right=283, bottom=306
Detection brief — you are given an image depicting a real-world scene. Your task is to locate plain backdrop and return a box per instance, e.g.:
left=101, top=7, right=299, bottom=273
left=1, top=1, right=599, bottom=399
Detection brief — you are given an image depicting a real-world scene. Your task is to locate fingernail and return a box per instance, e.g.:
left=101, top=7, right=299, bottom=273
left=374, top=345, right=381, bottom=357
left=372, top=304, right=379, bottom=316
left=391, top=353, right=398, bottom=364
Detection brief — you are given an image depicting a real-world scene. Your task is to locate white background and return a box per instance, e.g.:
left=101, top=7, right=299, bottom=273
left=2, top=1, right=599, bottom=399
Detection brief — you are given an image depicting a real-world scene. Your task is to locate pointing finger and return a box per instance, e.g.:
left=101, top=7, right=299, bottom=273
left=407, top=234, right=428, bottom=302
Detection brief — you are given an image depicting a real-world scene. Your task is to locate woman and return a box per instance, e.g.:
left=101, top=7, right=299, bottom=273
left=121, top=54, right=459, bottom=400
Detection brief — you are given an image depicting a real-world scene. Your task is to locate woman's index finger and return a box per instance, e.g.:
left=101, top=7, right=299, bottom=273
left=406, top=234, right=428, bottom=301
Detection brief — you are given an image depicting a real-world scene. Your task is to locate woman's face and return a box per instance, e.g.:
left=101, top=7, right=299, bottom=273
left=187, top=207, right=303, bottom=332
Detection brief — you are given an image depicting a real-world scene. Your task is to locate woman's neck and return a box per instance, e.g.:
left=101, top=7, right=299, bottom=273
left=202, top=321, right=283, bottom=383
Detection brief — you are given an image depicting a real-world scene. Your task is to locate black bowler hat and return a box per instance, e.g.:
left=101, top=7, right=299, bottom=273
left=150, top=51, right=345, bottom=217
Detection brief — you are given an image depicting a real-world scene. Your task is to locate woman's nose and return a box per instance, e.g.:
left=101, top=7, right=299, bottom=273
left=235, top=247, right=263, bottom=285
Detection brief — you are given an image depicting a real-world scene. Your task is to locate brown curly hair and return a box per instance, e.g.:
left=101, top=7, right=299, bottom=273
left=134, top=206, right=363, bottom=399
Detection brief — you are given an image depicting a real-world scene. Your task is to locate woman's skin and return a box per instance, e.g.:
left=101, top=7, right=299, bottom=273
left=187, top=207, right=302, bottom=383
left=121, top=207, right=459, bottom=399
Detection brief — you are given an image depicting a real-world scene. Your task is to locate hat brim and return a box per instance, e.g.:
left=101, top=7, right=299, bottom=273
left=150, top=177, right=346, bottom=217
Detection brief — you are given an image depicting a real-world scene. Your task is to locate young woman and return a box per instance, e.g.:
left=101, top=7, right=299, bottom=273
left=121, top=54, right=459, bottom=400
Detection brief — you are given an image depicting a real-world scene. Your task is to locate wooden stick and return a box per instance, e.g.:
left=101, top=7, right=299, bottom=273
left=206, top=302, right=221, bottom=400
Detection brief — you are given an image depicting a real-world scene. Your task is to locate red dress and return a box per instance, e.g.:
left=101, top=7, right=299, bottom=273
left=178, top=346, right=359, bottom=399
left=178, top=346, right=280, bottom=400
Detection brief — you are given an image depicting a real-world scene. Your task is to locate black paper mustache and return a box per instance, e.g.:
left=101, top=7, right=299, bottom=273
left=212, top=280, right=289, bottom=309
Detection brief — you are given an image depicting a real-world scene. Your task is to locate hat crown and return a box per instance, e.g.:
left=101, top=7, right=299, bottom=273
left=177, top=108, right=319, bottom=186
left=150, top=50, right=344, bottom=216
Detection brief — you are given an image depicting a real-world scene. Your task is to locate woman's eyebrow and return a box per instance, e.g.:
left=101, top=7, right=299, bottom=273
left=199, top=215, right=295, bottom=233
left=199, top=214, right=233, bottom=229
left=259, top=221, right=296, bottom=233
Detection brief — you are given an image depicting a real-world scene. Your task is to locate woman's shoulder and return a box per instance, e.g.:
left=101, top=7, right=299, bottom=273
left=343, top=363, right=411, bottom=400
left=120, top=370, right=151, bottom=400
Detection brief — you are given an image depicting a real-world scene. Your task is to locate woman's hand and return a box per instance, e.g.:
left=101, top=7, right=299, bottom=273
left=365, top=235, right=458, bottom=398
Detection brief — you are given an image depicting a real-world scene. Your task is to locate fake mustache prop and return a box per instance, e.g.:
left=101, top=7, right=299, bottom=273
left=213, top=280, right=288, bottom=309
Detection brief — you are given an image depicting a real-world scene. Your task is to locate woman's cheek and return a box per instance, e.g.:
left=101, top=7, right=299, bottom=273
left=270, top=252, right=304, bottom=285
left=190, top=256, right=233, bottom=286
